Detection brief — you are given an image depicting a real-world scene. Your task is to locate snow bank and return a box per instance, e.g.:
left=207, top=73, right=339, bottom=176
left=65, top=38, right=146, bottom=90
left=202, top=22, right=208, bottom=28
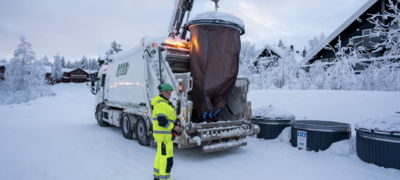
left=355, top=113, right=400, bottom=132
left=326, top=138, right=356, bottom=157
left=278, top=127, right=291, bottom=143
left=0, top=82, right=55, bottom=105
left=252, top=105, right=296, bottom=120
left=190, top=11, right=245, bottom=29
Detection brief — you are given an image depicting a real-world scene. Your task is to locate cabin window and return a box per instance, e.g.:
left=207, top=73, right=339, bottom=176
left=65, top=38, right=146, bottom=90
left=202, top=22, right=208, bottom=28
left=362, top=53, right=370, bottom=59
left=77, top=70, right=80, bottom=75
left=362, top=29, right=371, bottom=36
left=320, top=58, right=330, bottom=62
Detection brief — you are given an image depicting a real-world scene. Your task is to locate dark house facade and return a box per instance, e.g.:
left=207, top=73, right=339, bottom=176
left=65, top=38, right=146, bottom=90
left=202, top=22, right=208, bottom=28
left=301, top=0, right=397, bottom=73
left=251, top=44, right=282, bottom=73
left=0, top=63, right=6, bottom=81
left=45, top=67, right=96, bottom=84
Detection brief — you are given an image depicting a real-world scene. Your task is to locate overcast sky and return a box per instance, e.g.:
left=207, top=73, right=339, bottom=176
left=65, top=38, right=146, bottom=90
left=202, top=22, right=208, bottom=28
left=0, top=0, right=369, bottom=62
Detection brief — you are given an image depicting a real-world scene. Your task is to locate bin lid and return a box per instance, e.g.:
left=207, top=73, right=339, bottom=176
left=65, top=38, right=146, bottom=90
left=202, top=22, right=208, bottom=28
left=292, top=120, right=351, bottom=132
left=187, top=11, right=245, bottom=35
left=250, top=118, right=291, bottom=125
left=355, top=114, right=400, bottom=134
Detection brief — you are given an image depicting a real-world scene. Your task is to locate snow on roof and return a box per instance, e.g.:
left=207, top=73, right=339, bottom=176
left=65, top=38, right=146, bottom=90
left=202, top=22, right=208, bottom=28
left=300, top=0, right=378, bottom=65
left=0, top=62, right=8, bottom=67
left=355, top=113, right=400, bottom=132
left=190, top=11, right=245, bottom=30
left=254, top=44, right=304, bottom=63
left=44, top=66, right=98, bottom=74
left=257, top=44, right=282, bottom=59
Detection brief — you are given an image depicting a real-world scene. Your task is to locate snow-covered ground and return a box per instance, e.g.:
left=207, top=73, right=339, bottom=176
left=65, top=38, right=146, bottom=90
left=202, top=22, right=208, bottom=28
left=0, top=84, right=399, bottom=180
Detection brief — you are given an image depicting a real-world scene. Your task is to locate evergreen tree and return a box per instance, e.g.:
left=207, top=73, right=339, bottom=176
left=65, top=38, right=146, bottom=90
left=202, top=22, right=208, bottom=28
left=277, top=39, right=283, bottom=47
left=74, top=60, right=79, bottom=69
left=61, top=56, right=66, bottom=68
left=41, top=55, right=50, bottom=66
left=0, top=58, right=6, bottom=63
left=28, top=58, right=47, bottom=88
left=104, top=40, right=123, bottom=62
left=65, top=61, right=73, bottom=69
left=5, top=36, right=35, bottom=91
left=80, top=55, right=88, bottom=69
left=51, top=54, right=63, bottom=82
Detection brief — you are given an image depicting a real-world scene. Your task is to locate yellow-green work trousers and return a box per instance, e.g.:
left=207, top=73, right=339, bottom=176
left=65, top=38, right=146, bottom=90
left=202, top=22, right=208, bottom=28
left=153, top=135, right=174, bottom=180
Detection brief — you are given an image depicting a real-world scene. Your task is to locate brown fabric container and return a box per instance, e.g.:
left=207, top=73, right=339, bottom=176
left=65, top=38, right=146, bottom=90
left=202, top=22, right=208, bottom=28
left=188, top=24, right=241, bottom=121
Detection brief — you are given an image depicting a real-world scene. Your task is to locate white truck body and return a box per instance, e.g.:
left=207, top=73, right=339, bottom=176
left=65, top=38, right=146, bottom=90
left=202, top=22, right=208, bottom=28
left=92, top=36, right=259, bottom=153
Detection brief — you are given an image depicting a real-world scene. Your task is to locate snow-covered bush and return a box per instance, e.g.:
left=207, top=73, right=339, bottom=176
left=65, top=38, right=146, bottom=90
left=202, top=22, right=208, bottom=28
left=322, top=39, right=362, bottom=90
left=0, top=36, right=54, bottom=105
left=259, top=45, right=305, bottom=90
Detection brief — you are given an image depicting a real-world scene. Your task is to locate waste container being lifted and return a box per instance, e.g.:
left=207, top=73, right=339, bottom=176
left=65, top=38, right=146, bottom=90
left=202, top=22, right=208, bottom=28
left=187, top=11, right=245, bottom=122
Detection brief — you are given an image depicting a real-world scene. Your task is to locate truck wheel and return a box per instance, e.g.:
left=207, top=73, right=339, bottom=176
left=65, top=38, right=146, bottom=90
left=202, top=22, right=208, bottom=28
left=136, top=117, right=150, bottom=146
left=96, top=106, right=109, bottom=127
left=122, top=113, right=133, bottom=139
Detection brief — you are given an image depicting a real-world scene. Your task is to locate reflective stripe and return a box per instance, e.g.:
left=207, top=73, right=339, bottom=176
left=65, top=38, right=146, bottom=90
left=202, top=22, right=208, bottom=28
left=153, top=118, right=176, bottom=122
left=157, top=113, right=167, bottom=118
left=153, top=131, right=171, bottom=134
left=160, top=175, right=170, bottom=180
left=158, top=100, right=167, bottom=104
left=153, top=174, right=160, bottom=178
left=154, top=168, right=159, bottom=174
left=164, top=121, right=171, bottom=128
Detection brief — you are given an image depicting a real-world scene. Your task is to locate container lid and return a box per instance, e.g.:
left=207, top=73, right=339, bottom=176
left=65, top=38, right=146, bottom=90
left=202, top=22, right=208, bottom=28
left=291, top=120, right=351, bottom=132
left=187, top=11, right=245, bottom=35
left=355, top=114, right=400, bottom=134
left=252, top=105, right=296, bottom=121
left=250, top=118, right=291, bottom=125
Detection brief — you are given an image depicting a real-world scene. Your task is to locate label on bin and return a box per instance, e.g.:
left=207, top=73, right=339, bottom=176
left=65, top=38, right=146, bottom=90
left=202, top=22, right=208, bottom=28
left=297, top=130, right=307, bottom=149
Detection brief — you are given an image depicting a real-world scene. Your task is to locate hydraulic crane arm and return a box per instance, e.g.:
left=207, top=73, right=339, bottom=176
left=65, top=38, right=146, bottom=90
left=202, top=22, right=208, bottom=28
left=169, top=0, right=194, bottom=40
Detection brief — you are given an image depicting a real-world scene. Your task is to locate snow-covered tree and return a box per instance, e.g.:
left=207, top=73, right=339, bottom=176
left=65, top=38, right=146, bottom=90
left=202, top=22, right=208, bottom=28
left=308, top=32, right=326, bottom=52
left=5, top=36, right=35, bottom=92
left=260, top=45, right=302, bottom=89
left=80, top=55, right=88, bottom=69
left=74, top=60, right=79, bottom=69
left=88, top=58, right=98, bottom=70
left=28, top=58, right=46, bottom=88
left=104, top=40, right=123, bottom=62
left=367, top=0, right=400, bottom=56
left=0, top=58, right=6, bottom=63
left=51, top=54, right=63, bottom=82
left=322, top=38, right=362, bottom=90
left=110, top=40, right=123, bottom=54
left=65, top=61, right=73, bottom=69
left=308, top=61, right=326, bottom=90
left=1, top=36, right=54, bottom=105
left=61, top=56, right=66, bottom=68
left=41, top=55, right=50, bottom=66
left=277, top=39, right=283, bottom=47
left=240, top=40, right=257, bottom=65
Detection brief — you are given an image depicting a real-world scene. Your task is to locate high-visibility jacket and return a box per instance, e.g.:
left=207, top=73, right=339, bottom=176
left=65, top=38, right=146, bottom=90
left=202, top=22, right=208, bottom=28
left=151, top=95, right=177, bottom=138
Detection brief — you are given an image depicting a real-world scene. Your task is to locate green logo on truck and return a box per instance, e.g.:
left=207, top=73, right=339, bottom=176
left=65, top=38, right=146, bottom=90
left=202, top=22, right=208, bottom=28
left=116, top=62, right=130, bottom=77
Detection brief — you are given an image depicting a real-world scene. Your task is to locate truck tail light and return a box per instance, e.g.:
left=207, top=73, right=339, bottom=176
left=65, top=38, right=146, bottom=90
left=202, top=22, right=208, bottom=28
left=176, top=100, right=181, bottom=115
left=179, top=82, right=182, bottom=93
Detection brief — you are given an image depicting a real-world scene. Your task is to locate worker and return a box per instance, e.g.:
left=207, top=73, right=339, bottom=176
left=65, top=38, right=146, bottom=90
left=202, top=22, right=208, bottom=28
left=152, top=83, right=183, bottom=180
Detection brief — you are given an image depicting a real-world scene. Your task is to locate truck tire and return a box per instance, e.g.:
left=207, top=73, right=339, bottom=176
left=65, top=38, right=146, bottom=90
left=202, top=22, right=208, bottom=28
left=96, top=106, right=109, bottom=127
left=136, top=117, right=150, bottom=146
left=122, top=113, right=133, bottom=139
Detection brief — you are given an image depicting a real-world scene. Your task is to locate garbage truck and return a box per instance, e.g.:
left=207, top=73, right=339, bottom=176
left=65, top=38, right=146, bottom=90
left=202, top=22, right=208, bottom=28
left=90, top=0, right=260, bottom=153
